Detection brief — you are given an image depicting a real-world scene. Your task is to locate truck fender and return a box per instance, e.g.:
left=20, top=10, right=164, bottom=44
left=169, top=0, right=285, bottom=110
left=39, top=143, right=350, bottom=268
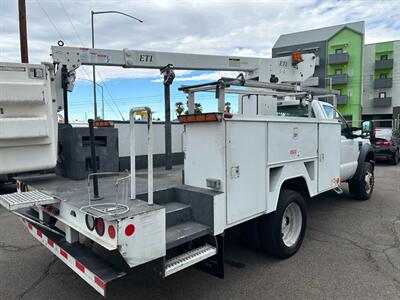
left=351, top=143, right=375, bottom=182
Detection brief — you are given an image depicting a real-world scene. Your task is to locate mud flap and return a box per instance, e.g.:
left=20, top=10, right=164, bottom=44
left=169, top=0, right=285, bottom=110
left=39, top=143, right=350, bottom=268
left=195, top=234, right=224, bottom=279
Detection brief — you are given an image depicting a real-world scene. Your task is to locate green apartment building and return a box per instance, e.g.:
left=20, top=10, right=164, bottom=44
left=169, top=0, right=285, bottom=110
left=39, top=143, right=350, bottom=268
left=273, top=22, right=365, bottom=125
left=273, top=21, right=400, bottom=127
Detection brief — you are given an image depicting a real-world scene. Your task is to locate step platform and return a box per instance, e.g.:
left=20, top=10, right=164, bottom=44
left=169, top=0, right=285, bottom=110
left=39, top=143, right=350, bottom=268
left=164, top=244, right=217, bottom=277
left=166, top=221, right=210, bottom=250
left=0, top=190, right=59, bottom=211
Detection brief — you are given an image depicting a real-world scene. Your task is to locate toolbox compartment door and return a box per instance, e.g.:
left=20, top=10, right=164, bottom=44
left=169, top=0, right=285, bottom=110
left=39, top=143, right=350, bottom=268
left=226, top=121, right=266, bottom=225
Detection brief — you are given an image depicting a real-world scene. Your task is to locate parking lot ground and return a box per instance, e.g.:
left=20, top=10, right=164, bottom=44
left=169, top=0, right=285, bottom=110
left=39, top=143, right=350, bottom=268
left=1, top=164, right=400, bottom=299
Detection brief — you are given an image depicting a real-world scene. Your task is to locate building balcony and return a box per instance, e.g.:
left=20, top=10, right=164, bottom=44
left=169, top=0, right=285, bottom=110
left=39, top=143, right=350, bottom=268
left=336, top=95, right=348, bottom=105
left=328, top=53, right=349, bottom=64
left=375, top=59, right=393, bottom=70
left=374, top=78, right=392, bottom=89
left=330, top=74, right=348, bottom=85
left=373, top=97, right=392, bottom=107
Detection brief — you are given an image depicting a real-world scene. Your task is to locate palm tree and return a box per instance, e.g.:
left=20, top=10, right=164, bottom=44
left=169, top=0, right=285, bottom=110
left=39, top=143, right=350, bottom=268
left=175, top=102, right=185, bottom=116
left=225, top=101, right=232, bottom=113
left=194, top=103, right=202, bottom=114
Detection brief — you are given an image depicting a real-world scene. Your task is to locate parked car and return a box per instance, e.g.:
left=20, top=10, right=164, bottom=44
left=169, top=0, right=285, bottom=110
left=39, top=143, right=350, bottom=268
left=371, top=128, right=399, bottom=165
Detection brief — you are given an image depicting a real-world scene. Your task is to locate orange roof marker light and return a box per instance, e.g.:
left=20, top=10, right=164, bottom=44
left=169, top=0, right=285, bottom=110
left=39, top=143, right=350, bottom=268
left=178, top=113, right=223, bottom=124
left=291, top=50, right=303, bottom=66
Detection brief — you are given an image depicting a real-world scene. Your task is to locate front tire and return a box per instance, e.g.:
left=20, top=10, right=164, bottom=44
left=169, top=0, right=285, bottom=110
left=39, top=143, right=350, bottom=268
left=390, top=151, right=399, bottom=165
left=258, top=189, right=307, bottom=259
left=348, top=162, right=374, bottom=200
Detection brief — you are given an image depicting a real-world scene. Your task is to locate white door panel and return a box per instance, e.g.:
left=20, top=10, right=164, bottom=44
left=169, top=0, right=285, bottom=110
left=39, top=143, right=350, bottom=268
left=340, top=136, right=359, bottom=181
left=318, top=123, right=341, bottom=192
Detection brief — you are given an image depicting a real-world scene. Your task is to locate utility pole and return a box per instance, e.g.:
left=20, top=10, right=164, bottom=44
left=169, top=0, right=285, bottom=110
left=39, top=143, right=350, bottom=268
left=18, top=0, right=29, bottom=63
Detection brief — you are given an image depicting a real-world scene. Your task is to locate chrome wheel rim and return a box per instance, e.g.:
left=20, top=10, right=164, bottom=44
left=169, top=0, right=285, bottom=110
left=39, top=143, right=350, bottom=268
left=365, top=171, right=373, bottom=194
left=281, top=202, right=303, bottom=248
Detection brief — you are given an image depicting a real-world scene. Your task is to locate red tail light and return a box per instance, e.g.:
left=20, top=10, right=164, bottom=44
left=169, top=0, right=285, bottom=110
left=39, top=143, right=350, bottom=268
left=95, top=218, right=105, bottom=236
left=375, top=140, right=392, bottom=147
left=108, top=225, right=116, bottom=239
left=125, top=224, right=135, bottom=236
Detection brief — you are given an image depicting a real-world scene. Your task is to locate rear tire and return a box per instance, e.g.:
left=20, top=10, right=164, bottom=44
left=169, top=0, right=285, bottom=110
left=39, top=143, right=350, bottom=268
left=258, top=189, right=307, bottom=259
left=348, top=162, right=374, bottom=200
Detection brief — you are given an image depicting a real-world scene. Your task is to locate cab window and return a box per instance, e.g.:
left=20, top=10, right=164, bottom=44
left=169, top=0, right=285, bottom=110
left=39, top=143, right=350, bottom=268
left=322, top=104, right=335, bottom=119
left=322, top=104, right=349, bottom=135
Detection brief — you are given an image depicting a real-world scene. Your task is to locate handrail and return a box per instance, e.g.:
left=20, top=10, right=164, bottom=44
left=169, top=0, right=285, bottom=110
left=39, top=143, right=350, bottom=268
left=129, top=107, right=153, bottom=205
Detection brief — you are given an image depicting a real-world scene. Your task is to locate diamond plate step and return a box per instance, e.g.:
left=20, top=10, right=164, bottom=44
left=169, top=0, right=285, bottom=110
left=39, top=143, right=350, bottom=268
left=164, top=244, right=217, bottom=277
left=0, top=191, right=58, bottom=211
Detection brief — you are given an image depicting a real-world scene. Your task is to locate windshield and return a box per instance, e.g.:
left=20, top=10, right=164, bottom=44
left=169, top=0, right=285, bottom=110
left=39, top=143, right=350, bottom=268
left=375, top=128, right=392, bottom=140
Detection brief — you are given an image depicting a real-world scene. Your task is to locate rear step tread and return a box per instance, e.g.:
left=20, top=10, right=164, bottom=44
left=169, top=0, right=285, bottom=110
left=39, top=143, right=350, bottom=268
left=166, top=221, right=210, bottom=249
left=164, top=202, right=192, bottom=227
left=165, top=244, right=217, bottom=277
left=0, top=191, right=59, bottom=211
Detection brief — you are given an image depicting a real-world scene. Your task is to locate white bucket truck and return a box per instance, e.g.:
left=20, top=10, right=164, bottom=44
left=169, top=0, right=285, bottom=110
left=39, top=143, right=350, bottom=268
left=0, top=46, right=374, bottom=296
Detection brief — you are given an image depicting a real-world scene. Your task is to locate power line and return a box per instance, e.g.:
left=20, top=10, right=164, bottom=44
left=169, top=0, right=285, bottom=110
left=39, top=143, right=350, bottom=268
left=56, top=0, right=85, bottom=45
left=35, top=0, right=66, bottom=42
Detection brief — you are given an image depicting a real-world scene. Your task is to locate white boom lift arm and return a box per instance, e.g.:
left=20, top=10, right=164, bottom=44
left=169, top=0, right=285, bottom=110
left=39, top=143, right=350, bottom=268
left=50, top=45, right=319, bottom=119
left=51, top=45, right=317, bottom=91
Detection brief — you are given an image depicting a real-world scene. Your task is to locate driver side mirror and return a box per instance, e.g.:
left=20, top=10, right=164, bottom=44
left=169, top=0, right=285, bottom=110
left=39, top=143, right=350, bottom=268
left=361, top=120, right=375, bottom=138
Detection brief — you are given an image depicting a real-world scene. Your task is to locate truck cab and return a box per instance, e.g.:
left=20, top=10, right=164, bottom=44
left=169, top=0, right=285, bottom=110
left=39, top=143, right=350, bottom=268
left=278, top=99, right=375, bottom=198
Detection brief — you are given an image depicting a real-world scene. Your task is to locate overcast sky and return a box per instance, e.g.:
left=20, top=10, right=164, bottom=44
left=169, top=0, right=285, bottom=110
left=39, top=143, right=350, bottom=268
left=1, top=0, right=400, bottom=120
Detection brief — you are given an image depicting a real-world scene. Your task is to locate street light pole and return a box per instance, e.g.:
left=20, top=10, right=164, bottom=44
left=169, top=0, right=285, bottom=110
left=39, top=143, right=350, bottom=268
left=90, top=10, right=143, bottom=121
left=91, top=11, right=97, bottom=121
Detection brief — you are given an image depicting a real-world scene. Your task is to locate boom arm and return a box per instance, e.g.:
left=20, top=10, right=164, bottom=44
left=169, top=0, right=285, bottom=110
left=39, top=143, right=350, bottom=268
left=51, top=46, right=317, bottom=92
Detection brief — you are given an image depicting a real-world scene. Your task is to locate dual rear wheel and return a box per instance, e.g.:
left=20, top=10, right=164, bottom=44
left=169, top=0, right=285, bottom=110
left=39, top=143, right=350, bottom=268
left=257, top=189, right=307, bottom=259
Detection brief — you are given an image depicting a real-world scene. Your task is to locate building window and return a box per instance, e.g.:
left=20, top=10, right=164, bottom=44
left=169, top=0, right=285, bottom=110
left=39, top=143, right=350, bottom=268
left=379, top=73, right=388, bottom=79
left=380, top=54, right=388, bottom=60
left=335, top=69, right=342, bottom=75
left=379, top=92, right=386, bottom=99
left=335, top=48, right=343, bottom=54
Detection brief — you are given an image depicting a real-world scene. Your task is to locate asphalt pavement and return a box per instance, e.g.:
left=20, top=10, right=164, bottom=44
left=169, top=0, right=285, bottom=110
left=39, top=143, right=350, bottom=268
left=1, top=164, right=400, bottom=300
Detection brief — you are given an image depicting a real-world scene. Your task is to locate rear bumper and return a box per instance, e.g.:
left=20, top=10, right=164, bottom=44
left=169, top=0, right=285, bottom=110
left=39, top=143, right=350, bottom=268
left=373, top=147, right=395, bottom=158
left=21, top=218, right=126, bottom=297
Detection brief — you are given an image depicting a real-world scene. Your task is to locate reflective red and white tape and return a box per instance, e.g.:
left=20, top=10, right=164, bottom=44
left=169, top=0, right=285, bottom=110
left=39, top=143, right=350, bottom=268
left=21, top=219, right=106, bottom=296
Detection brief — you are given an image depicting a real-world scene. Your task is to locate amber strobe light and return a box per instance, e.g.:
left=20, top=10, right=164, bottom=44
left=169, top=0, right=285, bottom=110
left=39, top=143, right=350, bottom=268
left=291, top=51, right=303, bottom=65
